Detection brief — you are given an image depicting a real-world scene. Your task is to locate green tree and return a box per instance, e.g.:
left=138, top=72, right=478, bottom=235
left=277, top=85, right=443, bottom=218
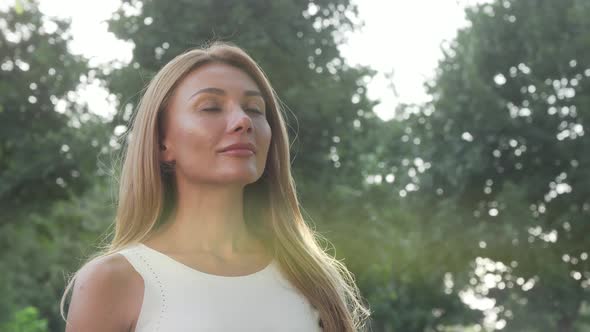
left=0, top=1, right=111, bottom=330
left=0, top=179, right=115, bottom=330
left=396, top=0, right=590, bottom=330
left=323, top=117, right=484, bottom=331
left=0, top=0, right=106, bottom=221
left=0, top=306, right=49, bottom=332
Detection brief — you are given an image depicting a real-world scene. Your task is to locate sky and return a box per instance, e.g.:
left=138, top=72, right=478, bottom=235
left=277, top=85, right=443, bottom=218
left=34, top=0, right=488, bottom=121
left=340, top=0, right=487, bottom=120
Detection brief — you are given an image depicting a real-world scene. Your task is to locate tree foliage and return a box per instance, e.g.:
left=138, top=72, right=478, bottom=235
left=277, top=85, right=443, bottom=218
left=0, top=0, right=106, bottom=222
left=0, top=1, right=111, bottom=330
left=396, top=0, right=590, bottom=330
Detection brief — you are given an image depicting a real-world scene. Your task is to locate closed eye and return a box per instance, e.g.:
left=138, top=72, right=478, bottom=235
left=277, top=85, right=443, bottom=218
left=246, top=108, right=264, bottom=114
left=201, top=107, right=263, bottom=114
left=202, top=107, right=221, bottom=112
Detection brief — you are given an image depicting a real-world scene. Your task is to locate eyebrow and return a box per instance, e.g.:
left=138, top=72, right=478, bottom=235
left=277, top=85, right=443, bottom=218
left=188, top=87, right=263, bottom=100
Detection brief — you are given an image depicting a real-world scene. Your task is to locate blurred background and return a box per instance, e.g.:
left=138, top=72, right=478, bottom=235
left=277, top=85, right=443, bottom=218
left=0, top=0, right=589, bottom=331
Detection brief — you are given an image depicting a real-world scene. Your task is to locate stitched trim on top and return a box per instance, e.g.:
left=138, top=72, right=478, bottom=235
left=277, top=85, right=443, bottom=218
left=133, top=247, right=167, bottom=332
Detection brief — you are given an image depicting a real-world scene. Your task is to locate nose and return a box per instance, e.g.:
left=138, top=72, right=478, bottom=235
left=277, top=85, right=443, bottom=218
left=229, top=103, right=253, bottom=134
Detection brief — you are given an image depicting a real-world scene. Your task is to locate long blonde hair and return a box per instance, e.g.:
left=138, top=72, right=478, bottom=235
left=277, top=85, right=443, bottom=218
left=61, top=41, right=371, bottom=331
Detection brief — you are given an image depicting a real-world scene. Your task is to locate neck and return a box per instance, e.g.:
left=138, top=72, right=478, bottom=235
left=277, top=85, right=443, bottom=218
left=148, top=179, right=260, bottom=259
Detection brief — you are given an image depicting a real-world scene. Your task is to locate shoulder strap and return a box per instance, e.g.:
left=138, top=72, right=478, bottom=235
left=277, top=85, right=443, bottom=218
left=117, top=245, right=156, bottom=280
left=116, top=244, right=167, bottom=331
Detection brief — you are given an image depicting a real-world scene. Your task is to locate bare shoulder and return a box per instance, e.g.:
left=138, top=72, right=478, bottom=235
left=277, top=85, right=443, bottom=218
left=65, top=252, right=144, bottom=332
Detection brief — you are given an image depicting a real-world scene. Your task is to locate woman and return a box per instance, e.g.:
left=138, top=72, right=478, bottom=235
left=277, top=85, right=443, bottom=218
left=61, top=42, right=370, bottom=332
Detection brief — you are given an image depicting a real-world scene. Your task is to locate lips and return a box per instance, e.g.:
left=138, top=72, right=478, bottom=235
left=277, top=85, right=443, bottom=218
left=218, top=142, right=257, bottom=154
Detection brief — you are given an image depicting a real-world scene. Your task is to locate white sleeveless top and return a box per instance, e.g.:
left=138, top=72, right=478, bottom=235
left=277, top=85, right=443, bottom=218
left=117, top=243, right=322, bottom=332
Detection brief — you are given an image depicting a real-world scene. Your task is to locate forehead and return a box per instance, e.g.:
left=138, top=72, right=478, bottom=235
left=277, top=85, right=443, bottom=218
left=176, top=62, right=261, bottom=96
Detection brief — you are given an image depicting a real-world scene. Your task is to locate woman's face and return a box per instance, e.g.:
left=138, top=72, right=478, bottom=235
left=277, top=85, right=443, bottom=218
left=160, top=62, right=271, bottom=186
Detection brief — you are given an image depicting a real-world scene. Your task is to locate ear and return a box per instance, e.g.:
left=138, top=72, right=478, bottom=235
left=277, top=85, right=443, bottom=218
left=159, top=139, right=175, bottom=163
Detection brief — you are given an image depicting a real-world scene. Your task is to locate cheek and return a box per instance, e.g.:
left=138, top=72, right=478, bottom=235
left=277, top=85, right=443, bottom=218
left=257, top=120, right=272, bottom=149
left=256, top=121, right=272, bottom=167
left=171, top=113, right=218, bottom=154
